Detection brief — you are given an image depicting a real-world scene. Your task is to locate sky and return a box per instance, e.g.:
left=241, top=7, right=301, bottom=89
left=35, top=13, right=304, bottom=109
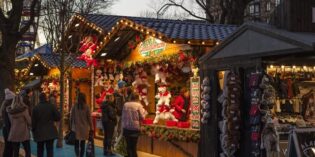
left=111, top=0, right=150, bottom=17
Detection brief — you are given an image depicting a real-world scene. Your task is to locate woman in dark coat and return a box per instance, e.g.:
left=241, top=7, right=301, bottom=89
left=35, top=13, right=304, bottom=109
left=70, top=93, right=93, bottom=157
left=32, top=93, right=61, bottom=157
left=101, top=94, right=117, bottom=156
left=0, top=88, right=15, bottom=157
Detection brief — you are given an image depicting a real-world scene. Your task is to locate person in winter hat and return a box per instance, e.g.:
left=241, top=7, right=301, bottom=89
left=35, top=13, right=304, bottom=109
left=0, top=88, right=15, bottom=157
left=7, top=94, right=31, bottom=157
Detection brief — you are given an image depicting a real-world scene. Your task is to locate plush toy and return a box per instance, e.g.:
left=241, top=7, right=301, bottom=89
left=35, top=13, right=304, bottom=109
left=153, top=105, right=178, bottom=124
left=95, top=81, right=114, bottom=105
left=153, top=64, right=167, bottom=84
left=77, top=35, right=98, bottom=67
left=137, top=67, right=150, bottom=87
left=155, top=85, right=171, bottom=107
left=261, top=121, right=280, bottom=157
left=132, top=75, right=149, bottom=106
left=95, top=69, right=104, bottom=86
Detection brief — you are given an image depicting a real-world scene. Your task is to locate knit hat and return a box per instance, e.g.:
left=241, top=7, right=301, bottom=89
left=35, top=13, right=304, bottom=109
left=4, top=88, right=15, bottom=100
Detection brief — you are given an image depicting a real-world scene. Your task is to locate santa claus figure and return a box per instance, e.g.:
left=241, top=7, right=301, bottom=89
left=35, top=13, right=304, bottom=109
left=153, top=85, right=177, bottom=124
left=77, top=35, right=98, bottom=67
left=96, top=81, right=114, bottom=106
left=171, top=87, right=190, bottom=122
left=94, top=69, right=104, bottom=86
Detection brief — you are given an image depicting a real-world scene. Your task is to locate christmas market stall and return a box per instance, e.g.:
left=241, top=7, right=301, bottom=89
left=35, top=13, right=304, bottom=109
left=68, top=14, right=238, bottom=157
left=199, top=23, right=315, bottom=157
left=15, top=45, right=90, bottom=113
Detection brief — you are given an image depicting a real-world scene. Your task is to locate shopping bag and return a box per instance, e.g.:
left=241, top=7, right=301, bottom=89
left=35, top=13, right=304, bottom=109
left=113, top=136, right=127, bottom=156
left=86, top=131, right=95, bottom=157
left=64, top=130, right=76, bottom=145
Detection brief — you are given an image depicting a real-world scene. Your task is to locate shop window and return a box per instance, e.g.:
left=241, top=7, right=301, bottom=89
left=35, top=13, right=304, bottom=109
left=250, top=5, right=255, bottom=14
left=266, top=2, right=271, bottom=11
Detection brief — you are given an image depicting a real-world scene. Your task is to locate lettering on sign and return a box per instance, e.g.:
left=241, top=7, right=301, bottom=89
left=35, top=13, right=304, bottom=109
left=190, top=77, right=200, bottom=129
left=139, top=37, right=166, bottom=57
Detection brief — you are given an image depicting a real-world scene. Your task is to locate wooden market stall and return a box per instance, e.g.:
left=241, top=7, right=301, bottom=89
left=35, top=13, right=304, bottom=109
left=65, top=14, right=238, bottom=157
left=15, top=46, right=90, bottom=113
left=199, top=22, right=315, bottom=157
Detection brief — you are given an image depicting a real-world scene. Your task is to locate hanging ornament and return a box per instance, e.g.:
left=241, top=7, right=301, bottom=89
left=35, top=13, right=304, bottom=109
left=77, top=35, right=99, bottom=67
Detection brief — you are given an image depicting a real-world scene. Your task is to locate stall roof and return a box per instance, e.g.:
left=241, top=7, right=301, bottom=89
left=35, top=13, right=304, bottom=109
left=33, top=53, right=87, bottom=69
left=16, top=44, right=52, bottom=61
left=199, top=22, right=315, bottom=63
left=81, top=14, right=238, bottom=41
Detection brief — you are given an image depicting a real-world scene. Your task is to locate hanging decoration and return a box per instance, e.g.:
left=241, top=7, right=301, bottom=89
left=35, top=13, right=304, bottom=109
left=77, top=35, right=99, bottom=67
left=132, top=66, right=150, bottom=106
left=218, top=71, right=241, bottom=157
left=201, top=77, right=211, bottom=124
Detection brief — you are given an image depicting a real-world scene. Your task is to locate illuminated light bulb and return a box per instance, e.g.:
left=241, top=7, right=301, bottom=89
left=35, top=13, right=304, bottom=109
left=146, top=31, right=150, bottom=34
left=281, top=65, right=285, bottom=69
left=159, top=36, right=162, bottom=39
left=313, top=66, right=315, bottom=70
left=303, top=66, right=307, bottom=70
left=125, top=22, right=128, bottom=25
left=120, top=20, right=124, bottom=23
left=141, top=29, right=144, bottom=32
left=188, top=41, right=191, bottom=44
left=75, top=23, right=80, bottom=27
left=270, top=65, right=274, bottom=68
left=173, top=40, right=176, bottom=44
left=216, top=41, right=220, bottom=45
left=202, top=41, right=205, bottom=45
left=293, top=65, right=296, bottom=69
left=116, top=22, right=120, bottom=25
left=112, top=27, right=115, bottom=30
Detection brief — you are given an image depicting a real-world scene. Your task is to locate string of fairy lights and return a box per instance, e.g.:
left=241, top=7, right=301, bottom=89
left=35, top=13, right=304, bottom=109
left=72, top=14, right=220, bottom=58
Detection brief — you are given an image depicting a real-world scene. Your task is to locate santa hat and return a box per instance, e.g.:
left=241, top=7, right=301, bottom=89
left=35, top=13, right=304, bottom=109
left=4, top=88, right=15, bottom=100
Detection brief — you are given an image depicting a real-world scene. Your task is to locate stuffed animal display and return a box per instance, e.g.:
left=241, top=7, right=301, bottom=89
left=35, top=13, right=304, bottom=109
left=95, top=69, right=104, bottom=86
left=153, top=85, right=177, bottom=124
left=96, top=81, right=114, bottom=106
left=132, top=67, right=150, bottom=106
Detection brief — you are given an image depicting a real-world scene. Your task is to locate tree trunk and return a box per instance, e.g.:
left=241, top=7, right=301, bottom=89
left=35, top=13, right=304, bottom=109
left=0, top=36, right=18, bottom=101
left=57, top=52, right=65, bottom=148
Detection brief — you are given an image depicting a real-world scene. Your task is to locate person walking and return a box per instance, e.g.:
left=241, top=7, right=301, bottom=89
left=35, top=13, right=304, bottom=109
left=101, top=94, right=117, bottom=156
left=32, top=93, right=61, bottom=157
left=0, top=88, right=15, bottom=157
left=70, top=92, right=93, bottom=157
left=122, top=93, right=148, bottom=157
left=7, top=94, right=31, bottom=157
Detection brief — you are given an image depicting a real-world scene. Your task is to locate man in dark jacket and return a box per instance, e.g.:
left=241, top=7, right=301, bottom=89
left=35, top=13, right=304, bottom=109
left=0, top=88, right=15, bottom=157
left=101, top=95, right=117, bottom=156
left=32, top=93, right=61, bottom=157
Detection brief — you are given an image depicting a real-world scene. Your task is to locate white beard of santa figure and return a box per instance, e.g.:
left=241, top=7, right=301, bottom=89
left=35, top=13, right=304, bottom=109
left=153, top=85, right=178, bottom=124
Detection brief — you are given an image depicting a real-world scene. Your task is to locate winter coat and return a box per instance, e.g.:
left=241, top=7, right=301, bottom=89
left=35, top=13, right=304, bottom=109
left=70, top=104, right=93, bottom=141
left=101, top=101, right=117, bottom=125
left=22, top=95, right=33, bottom=116
left=1, top=99, right=13, bottom=139
left=114, top=93, right=125, bottom=116
left=172, top=95, right=190, bottom=121
left=122, top=101, right=147, bottom=131
left=7, top=105, right=31, bottom=142
left=32, top=101, right=61, bottom=142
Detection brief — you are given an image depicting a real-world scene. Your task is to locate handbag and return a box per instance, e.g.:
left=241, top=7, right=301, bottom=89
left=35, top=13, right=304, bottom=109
left=64, top=130, right=76, bottom=145
left=86, top=131, right=95, bottom=157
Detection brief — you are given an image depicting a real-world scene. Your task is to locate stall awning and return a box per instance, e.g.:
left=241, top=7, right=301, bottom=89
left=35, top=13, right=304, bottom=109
left=199, top=22, right=315, bottom=63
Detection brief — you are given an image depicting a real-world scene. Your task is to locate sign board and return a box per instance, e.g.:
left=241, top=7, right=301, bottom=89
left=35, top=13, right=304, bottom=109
left=190, top=77, right=200, bottom=129
left=312, top=8, right=315, bottom=23
left=288, top=128, right=315, bottom=157
left=139, top=37, right=166, bottom=57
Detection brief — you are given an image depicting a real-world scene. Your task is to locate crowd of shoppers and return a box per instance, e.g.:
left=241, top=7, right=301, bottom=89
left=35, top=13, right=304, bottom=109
left=1, top=89, right=60, bottom=157
left=0, top=84, right=148, bottom=157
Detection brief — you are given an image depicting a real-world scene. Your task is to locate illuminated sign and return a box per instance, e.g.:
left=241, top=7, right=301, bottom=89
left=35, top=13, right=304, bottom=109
left=139, top=37, right=166, bottom=57
left=190, top=77, right=200, bottom=129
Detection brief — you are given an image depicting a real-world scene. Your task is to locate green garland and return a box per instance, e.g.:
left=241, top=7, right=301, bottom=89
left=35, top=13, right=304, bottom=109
left=141, top=125, right=200, bottom=143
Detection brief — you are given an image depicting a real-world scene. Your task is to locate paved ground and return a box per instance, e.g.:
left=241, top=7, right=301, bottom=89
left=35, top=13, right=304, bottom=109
left=0, top=136, right=160, bottom=157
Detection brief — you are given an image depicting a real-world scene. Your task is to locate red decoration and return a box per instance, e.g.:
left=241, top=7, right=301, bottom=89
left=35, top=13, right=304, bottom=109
left=166, top=120, right=178, bottom=127
left=177, top=122, right=190, bottom=128
left=77, top=35, right=99, bottom=67
left=142, top=118, right=154, bottom=125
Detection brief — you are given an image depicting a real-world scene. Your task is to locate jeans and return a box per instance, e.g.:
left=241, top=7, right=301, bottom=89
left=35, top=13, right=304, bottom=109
left=103, top=121, right=115, bottom=154
left=123, top=129, right=140, bottom=157
left=75, top=140, right=85, bottom=157
left=37, top=139, right=54, bottom=157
